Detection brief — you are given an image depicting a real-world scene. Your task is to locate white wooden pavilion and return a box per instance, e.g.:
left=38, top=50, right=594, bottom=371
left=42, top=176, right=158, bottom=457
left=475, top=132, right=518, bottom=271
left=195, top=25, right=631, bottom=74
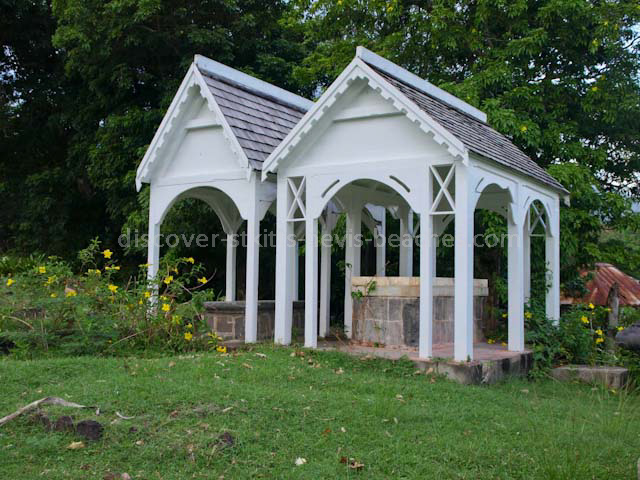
left=137, top=48, right=568, bottom=362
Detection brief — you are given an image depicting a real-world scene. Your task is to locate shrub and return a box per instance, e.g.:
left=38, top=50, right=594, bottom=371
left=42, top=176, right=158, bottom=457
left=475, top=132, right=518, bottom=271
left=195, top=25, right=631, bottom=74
left=0, top=240, right=224, bottom=358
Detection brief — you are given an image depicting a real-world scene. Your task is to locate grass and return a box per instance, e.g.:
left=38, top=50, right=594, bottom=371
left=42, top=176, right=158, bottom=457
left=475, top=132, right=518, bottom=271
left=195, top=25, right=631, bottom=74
left=0, top=346, right=638, bottom=479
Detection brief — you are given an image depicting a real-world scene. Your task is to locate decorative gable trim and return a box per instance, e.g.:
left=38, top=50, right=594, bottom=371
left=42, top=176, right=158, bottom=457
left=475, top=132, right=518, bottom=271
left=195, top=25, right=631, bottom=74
left=135, top=64, right=251, bottom=191
left=261, top=59, right=469, bottom=178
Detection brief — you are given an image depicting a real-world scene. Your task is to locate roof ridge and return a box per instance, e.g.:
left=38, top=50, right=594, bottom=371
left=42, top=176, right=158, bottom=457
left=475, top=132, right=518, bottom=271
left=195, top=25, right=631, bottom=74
left=356, top=46, right=487, bottom=122
left=194, top=54, right=312, bottom=112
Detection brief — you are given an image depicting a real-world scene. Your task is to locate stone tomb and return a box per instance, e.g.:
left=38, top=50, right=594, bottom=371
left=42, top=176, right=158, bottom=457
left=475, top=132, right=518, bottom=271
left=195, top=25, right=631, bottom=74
left=203, top=300, right=305, bottom=341
left=351, top=276, right=488, bottom=347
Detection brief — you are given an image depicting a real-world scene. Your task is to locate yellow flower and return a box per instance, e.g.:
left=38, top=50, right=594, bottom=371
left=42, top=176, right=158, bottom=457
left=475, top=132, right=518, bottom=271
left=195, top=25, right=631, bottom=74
left=501, top=342, right=507, bottom=347
left=588, top=303, right=595, bottom=309
left=216, top=346, right=227, bottom=353
left=160, top=295, right=168, bottom=301
left=163, top=275, right=173, bottom=285
left=198, top=277, right=207, bottom=284
left=581, top=316, right=589, bottom=324
left=38, top=266, right=46, bottom=274
left=520, top=125, right=528, bottom=133
left=138, top=299, right=144, bottom=305
left=105, top=265, right=121, bottom=271
left=139, top=263, right=150, bottom=268
left=50, top=293, right=57, bottom=298
left=591, top=86, right=598, bottom=92
left=186, top=257, right=195, bottom=264
left=6, top=278, right=14, bottom=287
left=108, top=284, right=118, bottom=293
left=595, top=337, right=604, bottom=344
left=595, top=329, right=603, bottom=336
left=186, top=323, right=193, bottom=329
left=172, top=315, right=182, bottom=325
left=525, top=312, right=532, bottom=319
left=102, top=249, right=113, bottom=259
left=501, top=313, right=507, bottom=318
left=88, top=269, right=101, bottom=275
left=161, top=303, right=170, bottom=312
left=184, top=332, right=193, bottom=341
left=487, top=339, right=495, bottom=344
left=65, top=289, right=77, bottom=298
left=617, top=326, right=624, bottom=331
left=144, top=291, right=151, bottom=298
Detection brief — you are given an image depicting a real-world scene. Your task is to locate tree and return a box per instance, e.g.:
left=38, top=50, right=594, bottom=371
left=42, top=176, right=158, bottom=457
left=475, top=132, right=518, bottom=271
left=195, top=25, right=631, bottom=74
left=292, top=0, right=640, bottom=189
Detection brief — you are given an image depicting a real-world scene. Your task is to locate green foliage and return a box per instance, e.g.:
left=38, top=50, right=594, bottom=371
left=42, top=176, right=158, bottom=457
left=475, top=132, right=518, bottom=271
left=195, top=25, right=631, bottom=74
left=0, top=242, right=223, bottom=358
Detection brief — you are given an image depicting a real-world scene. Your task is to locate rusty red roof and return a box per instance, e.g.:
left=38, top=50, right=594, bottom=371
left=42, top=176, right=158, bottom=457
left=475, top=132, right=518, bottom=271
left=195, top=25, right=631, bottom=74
left=561, top=263, right=640, bottom=307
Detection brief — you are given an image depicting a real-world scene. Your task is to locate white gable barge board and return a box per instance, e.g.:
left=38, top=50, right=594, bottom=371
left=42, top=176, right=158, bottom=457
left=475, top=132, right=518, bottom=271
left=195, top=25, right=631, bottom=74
left=194, top=55, right=313, bottom=112
left=136, top=64, right=251, bottom=190
left=261, top=58, right=470, bottom=177
left=356, top=47, right=487, bottom=123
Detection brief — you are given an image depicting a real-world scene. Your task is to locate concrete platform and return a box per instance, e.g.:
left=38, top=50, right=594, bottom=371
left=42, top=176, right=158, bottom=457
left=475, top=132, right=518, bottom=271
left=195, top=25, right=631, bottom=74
left=317, top=341, right=532, bottom=385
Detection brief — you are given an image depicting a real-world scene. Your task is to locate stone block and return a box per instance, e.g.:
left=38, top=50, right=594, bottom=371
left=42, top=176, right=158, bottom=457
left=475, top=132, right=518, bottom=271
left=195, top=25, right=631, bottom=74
left=550, top=365, right=629, bottom=389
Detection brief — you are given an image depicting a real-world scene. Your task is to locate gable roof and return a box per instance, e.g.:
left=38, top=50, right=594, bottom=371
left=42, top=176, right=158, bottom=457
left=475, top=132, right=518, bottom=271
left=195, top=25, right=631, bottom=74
left=195, top=55, right=311, bottom=169
left=136, top=55, right=312, bottom=189
left=262, top=47, right=567, bottom=194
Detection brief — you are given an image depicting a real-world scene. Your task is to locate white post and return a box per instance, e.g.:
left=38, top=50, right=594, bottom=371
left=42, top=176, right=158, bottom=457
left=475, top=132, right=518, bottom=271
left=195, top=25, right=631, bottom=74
left=399, top=208, right=413, bottom=276
left=292, top=241, right=299, bottom=301
left=305, top=215, right=318, bottom=348
left=546, top=199, right=561, bottom=322
left=319, top=217, right=333, bottom=338
left=375, top=216, right=386, bottom=277
left=147, top=220, right=161, bottom=286
left=419, top=211, right=434, bottom=359
left=507, top=206, right=525, bottom=352
left=225, top=232, right=237, bottom=301
left=274, top=176, right=294, bottom=344
left=523, top=212, right=531, bottom=303
left=244, top=174, right=260, bottom=344
left=454, top=164, right=474, bottom=362
left=344, top=204, right=361, bottom=338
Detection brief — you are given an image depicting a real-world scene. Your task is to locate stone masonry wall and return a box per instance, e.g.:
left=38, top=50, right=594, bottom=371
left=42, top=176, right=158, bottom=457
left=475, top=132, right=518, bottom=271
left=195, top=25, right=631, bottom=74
left=352, top=295, right=486, bottom=346
left=203, top=300, right=305, bottom=341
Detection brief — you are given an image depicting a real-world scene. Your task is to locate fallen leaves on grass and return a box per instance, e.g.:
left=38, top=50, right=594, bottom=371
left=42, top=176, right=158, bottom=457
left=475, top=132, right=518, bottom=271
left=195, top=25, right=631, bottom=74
left=340, top=457, right=365, bottom=470
left=67, top=441, right=85, bottom=450
left=242, top=363, right=253, bottom=370
left=255, top=353, right=267, bottom=358
left=295, top=457, right=307, bottom=466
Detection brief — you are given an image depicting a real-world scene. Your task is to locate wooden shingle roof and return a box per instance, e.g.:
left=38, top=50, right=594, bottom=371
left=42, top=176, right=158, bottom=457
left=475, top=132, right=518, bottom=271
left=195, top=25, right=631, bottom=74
left=197, top=68, right=308, bottom=170
left=371, top=66, right=567, bottom=193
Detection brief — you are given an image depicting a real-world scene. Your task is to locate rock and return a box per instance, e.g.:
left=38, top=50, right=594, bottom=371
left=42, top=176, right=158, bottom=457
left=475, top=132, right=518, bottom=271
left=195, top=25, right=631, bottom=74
left=616, top=322, right=640, bottom=352
left=76, top=420, right=104, bottom=441
left=54, top=415, right=74, bottom=432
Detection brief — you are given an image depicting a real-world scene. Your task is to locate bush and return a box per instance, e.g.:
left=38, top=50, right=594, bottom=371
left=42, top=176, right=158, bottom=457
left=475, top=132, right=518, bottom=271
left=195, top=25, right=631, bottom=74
left=0, top=240, right=225, bottom=358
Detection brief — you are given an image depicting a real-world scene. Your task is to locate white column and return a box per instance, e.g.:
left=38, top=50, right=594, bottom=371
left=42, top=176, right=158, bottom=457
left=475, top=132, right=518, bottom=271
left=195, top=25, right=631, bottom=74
left=244, top=176, right=261, bottom=344
left=454, top=164, right=474, bottom=362
left=523, top=214, right=531, bottom=302
left=225, top=232, right=237, bottom=301
left=507, top=208, right=525, bottom=352
left=546, top=200, right=561, bottom=323
left=419, top=211, right=434, bottom=358
left=344, top=205, right=361, bottom=338
left=369, top=206, right=386, bottom=277
left=147, top=220, right=161, bottom=286
left=305, top=216, right=319, bottom=348
left=399, top=208, right=413, bottom=276
left=274, top=176, right=294, bottom=344
left=319, top=218, right=332, bottom=338
left=292, top=241, right=299, bottom=301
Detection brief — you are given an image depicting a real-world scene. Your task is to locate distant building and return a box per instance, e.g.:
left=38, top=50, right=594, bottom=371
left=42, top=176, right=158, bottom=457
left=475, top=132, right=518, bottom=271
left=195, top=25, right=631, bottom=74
left=561, top=263, right=640, bottom=307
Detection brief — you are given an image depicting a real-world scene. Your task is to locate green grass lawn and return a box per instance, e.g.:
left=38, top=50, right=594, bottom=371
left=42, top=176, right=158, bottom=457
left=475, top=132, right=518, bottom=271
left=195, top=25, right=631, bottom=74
left=0, top=346, right=638, bottom=479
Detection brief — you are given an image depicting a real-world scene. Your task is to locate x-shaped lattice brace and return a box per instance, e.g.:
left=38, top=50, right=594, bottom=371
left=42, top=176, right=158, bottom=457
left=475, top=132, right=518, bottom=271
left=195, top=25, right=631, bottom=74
left=287, top=177, right=306, bottom=221
left=528, top=202, right=547, bottom=236
left=430, top=165, right=455, bottom=215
